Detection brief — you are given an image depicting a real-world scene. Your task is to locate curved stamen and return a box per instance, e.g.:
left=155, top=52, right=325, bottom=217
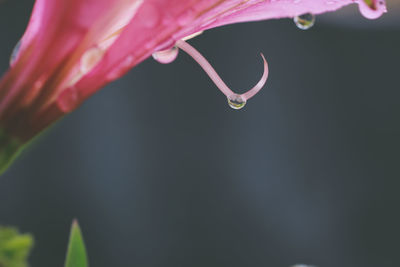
left=175, top=39, right=233, bottom=97
left=242, top=53, right=268, bottom=100
left=175, top=39, right=269, bottom=101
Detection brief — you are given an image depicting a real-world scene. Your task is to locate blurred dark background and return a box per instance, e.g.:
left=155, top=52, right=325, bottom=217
left=0, top=1, right=399, bottom=267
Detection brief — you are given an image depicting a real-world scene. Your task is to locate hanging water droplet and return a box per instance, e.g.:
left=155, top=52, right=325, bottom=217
left=227, top=94, right=246, bottom=110
left=152, top=46, right=179, bottom=64
left=293, top=13, right=315, bottom=30
left=9, top=39, right=21, bottom=66
left=358, top=0, right=386, bottom=19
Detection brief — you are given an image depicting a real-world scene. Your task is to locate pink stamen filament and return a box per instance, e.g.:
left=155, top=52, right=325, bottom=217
left=175, top=39, right=269, bottom=101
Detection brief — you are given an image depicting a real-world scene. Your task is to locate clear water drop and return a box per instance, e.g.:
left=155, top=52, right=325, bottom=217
left=358, top=0, right=386, bottom=19
left=152, top=46, right=179, bottom=64
left=80, top=46, right=104, bottom=74
left=294, top=13, right=315, bottom=30
left=227, top=94, right=246, bottom=110
left=9, top=39, right=21, bottom=66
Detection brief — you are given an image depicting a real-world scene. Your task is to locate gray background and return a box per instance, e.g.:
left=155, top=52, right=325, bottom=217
left=0, top=1, right=399, bottom=267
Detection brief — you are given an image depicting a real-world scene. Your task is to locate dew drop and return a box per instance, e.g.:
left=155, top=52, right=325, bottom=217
left=106, top=55, right=134, bottom=81
left=57, top=86, right=79, bottom=112
left=227, top=94, right=246, bottom=110
left=358, top=0, right=386, bottom=19
left=80, top=46, right=104, bottom=74
left=9, top=39, right=21, bottom=66
left=293, top=13, right=315, bottom=30
left=152, top=46, right=179, bottom=64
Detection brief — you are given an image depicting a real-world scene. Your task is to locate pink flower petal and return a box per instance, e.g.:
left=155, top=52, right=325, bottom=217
left=71, top=0, right=386, bottom=106
left=0, top=0, right=387, bottom=170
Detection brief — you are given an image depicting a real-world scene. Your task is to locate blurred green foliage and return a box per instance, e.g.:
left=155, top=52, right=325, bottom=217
left=0, top=226, right=33, bottom=267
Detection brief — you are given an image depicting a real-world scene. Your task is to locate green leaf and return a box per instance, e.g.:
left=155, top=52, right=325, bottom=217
left=65, top=220, right=89, bottom=267
left=0, top=226, right=34, bottom=267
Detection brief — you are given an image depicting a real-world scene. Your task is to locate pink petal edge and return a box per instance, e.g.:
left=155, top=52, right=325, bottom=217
left=0, top=0, right=387, bottom=142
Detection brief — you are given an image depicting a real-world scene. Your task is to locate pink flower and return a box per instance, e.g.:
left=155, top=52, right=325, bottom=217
left=0, top=0, right=386, bottom=173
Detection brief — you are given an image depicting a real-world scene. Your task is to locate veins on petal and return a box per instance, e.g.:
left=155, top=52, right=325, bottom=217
left=175, top=39, right=269, bottom=105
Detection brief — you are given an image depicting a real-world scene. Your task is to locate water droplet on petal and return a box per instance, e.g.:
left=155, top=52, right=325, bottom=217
left=294, top=13, right=315, bottom=30
left=106, top=55, right=134, bottom=81
left=227, top=94, right=246, bottom=110
left=80, top=46, right=104, bottom=74
left=358, top=0, right=386, bottom=19
left=21, top=76, right=46, bottom=107
left=152, top=46, right=179, bottom=64
left=9, top=39, right=21, bottom=66
left=57, top=86, right=79, bottom=112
